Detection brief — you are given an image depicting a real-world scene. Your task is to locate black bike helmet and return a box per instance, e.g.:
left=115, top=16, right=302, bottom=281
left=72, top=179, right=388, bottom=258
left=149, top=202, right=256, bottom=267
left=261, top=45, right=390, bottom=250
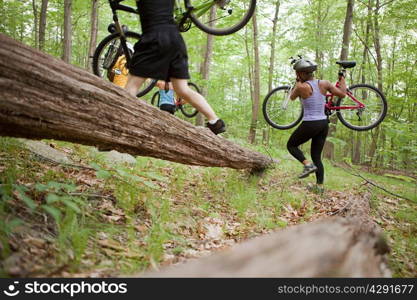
left=107, top=23, right=129, bottom=33
left=293, top=58, right=318, bottom=73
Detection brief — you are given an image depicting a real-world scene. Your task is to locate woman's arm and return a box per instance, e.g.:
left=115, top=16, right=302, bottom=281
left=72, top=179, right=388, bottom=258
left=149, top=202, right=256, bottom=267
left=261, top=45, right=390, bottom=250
left=324, top=77, right=347, bottom=98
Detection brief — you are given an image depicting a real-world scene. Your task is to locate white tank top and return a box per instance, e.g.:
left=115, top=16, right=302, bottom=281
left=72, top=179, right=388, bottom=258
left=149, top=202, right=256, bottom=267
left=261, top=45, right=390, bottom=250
left=302, top=79, right=327, bottom=121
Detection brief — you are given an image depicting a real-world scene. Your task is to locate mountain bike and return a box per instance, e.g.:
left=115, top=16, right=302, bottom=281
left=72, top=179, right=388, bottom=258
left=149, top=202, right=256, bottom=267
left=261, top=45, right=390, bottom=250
left=92, top=0, right=256, bottom=97
left=262, top=60, right=388, bottom=131
left=150, top=82, right=200, bottom=118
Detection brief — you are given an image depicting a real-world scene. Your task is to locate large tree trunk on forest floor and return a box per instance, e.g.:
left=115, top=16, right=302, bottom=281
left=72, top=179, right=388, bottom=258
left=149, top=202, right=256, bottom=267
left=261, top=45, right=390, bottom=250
left=0, top=34, right=273, bottom=172
left=144, top=192, right=391, bottom=277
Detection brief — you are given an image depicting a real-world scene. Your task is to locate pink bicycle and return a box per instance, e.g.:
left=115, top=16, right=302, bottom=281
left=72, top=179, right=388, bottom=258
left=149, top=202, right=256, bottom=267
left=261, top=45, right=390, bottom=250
left=262, top=60, right=388, bottom=131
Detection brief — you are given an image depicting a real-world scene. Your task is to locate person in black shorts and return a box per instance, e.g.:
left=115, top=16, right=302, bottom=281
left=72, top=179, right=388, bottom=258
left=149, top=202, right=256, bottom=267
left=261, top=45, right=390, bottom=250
left=125, top=0, right=226, bottom=135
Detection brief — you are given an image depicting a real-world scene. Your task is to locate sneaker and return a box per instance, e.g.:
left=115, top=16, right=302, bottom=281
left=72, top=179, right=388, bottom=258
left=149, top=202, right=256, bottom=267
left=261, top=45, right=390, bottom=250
left=160, top=104, right=176, bottom=115
left=206, top=119, right=226, bottom=135
left=298, top=163, right=317, bottom=178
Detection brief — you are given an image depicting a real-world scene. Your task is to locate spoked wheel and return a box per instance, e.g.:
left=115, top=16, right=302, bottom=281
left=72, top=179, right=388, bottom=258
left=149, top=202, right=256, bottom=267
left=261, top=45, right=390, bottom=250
left=262, top=86, right=303, bottom=130
left=336, top=84, right=387, bottom=131
left=179, top=82, right=199, bottom=118
left=92, top=31, right=157, bottom=98
left=188, top=0, right=257, bottom=36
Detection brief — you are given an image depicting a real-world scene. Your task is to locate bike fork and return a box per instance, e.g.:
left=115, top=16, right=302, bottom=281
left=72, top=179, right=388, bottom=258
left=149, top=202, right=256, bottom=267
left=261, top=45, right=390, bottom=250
left=281, top=84, right=294, bottom=110
left=112, top=10, right=131, bottom=66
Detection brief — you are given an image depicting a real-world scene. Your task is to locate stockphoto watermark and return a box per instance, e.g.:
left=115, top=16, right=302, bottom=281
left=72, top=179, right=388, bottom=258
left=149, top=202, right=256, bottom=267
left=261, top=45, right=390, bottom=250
left=2, top=280, right=128, bottom=297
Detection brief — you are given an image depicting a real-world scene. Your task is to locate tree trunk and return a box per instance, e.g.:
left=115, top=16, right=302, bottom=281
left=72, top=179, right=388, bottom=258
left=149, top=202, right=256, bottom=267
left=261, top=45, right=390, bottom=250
left=63, top=0, right=72, bottom=63
left=268, top=0, right=280, bottom=93
left=196, top=6, right=216, bottom=127
left=32, top=0, right=39, bottom=49
left=368, top=0, right=384, bottom=165
left=373, top=0, right=383, bottom=93
left=313, top=0, right=326, bottom=79
left=352, top=132, right=361, bottom=164
left=262, top=128, right=269, bottom=146
left=340, top=0, right=355, bottom=61
left=248, top=10, right=260, bottom=145
left=86, top=0, right=99, bottom=71
left=145, top=192, right=390, bottom=277
left=244, top=25, right=254, bottom=108
left=0, top=34, right=273, bottom=172
left=323, top=0, right=354, bottom=160
left=39, top=0, right=48, bottom=51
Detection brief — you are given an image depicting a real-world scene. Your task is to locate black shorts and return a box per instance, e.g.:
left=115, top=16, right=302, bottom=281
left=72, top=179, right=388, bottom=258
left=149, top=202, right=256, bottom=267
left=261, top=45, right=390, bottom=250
left=129, top=25, right=190, bottom=81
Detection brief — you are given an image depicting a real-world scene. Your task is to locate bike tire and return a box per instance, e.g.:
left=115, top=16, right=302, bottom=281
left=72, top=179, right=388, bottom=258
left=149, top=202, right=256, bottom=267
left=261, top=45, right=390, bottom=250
left=187, top=0, right=257, bottom=36
left=336, top=84, right=387, bottom=131
left=92, top=31, right=157, bottom=98
left=179, top=82, right=200, bottom=118
left=262, top=85, right=303, bottom=130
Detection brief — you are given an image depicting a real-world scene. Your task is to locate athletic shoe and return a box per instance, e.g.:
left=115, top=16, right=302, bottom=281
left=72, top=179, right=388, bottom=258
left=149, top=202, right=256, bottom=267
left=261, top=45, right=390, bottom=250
left=160, top=104, right=176, bottom=115
left=298, top=163, right=317, bottom=178
left=206, top=119, right=226, bottom=135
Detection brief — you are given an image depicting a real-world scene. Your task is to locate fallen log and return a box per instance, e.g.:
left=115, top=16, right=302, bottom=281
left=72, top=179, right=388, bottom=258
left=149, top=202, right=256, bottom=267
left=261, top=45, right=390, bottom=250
left=0, top=34, right=272, bottom=171
left=144, top=193, right=391, bottom=277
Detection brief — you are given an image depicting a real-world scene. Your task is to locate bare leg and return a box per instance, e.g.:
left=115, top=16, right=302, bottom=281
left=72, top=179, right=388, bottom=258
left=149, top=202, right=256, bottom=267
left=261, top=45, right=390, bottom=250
left=125, top=74, right=147, bottom=97
left=170, top=78, right=217, bottom=121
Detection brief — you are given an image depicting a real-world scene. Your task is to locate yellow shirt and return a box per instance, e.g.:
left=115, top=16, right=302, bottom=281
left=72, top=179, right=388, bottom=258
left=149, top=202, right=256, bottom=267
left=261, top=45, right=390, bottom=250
left=111, top=55, right=129, bottom=88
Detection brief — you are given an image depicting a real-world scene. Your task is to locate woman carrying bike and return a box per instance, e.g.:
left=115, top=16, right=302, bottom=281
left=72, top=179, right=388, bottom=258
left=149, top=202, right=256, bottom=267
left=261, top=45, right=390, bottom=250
left=125, top=0, right=226, bottom=134
left=287, top=58, right=347, bottom=193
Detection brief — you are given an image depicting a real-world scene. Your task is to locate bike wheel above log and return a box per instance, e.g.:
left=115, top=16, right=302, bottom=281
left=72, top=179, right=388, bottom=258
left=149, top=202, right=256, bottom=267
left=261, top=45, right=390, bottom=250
left=188, top=0, right=257, bottom=36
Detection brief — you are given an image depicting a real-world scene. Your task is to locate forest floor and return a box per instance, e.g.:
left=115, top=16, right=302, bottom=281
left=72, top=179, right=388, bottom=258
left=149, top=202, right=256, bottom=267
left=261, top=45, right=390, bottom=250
left=0, top=137, right=415, bottom=278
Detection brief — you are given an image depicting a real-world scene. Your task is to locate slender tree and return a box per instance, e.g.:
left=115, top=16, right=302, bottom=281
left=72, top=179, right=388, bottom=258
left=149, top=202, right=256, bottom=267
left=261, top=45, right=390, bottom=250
left=39, top=0, right=48, bottom=51
left=197, top=6, right=216, bottom=126
left=86, top=0, right=99, bottom=71
left=248, top=9, right=260, bottom=144
left=340, top=0, right=355, bottom=61
left=324, top=0, right=354, bottom=160
left=63, top=0, right=72, bottom=63
left=268, top=0, right=280, bottom=93
left=368, top=0, right=384, bottom=166
left=32, top=0, right=39, bottom=49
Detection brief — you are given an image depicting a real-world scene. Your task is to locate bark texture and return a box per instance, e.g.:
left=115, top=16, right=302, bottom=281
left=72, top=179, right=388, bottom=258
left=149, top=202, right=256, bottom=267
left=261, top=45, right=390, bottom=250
left=39, top=0, right=48, bottom=51
left=0, top=34, right=273, bottom=171
left=196, top=6, right=216, bottom=126
left=63, top=0, right=72, bottom=63
left=86, top=0, right=99, bottom=72
left=248, top=10, right=260, bottom=144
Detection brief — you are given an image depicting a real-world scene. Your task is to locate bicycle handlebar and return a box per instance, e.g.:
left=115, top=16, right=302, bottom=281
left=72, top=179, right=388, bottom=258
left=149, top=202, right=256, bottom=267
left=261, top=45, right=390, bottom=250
left=109, top=0, right=138, bottom=14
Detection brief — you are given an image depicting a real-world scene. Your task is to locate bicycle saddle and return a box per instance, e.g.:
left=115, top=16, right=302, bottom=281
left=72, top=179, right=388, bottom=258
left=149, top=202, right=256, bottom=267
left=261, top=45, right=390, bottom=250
left=336, top=60, right=356, bottom=69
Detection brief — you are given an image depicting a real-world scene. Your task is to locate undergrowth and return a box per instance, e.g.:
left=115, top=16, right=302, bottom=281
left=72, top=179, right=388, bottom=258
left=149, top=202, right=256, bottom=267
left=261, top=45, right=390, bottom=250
left=0, top=137, right=415, bottom=277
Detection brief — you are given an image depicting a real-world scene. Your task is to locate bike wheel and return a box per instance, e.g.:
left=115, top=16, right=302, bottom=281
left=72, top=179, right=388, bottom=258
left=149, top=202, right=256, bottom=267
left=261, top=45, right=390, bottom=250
left=188, top=0, right=256, bottom=36
left=92, top=31, right=157, bottom=98
left=179, top=82, right=200, bottom=118
left=336, top=84, right=387, bottom=131
left=262, top=86, right=303, bottom=130
left=150, top=91, right=160, bottom=107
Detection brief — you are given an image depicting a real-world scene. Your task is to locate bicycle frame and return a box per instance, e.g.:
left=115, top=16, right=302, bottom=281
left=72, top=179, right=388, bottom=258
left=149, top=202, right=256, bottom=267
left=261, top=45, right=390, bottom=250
left=325, top=76, right=365, bottom=111
left=108, top=0, right=138, bottom=65
left=285, top=72, right=366, bottom=113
